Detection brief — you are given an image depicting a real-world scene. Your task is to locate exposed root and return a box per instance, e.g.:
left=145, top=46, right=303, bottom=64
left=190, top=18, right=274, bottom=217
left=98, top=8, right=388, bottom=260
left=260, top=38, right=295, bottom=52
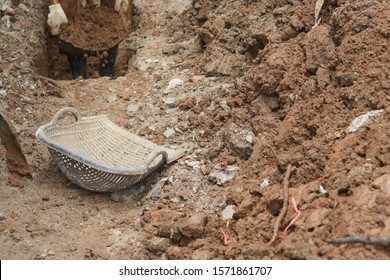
left=268, top=164, right=296, bottom=246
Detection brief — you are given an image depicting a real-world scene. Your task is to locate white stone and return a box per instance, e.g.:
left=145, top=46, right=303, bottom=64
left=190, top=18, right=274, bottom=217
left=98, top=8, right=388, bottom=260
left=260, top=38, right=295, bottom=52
left=346, top=109, right=383, bottom=133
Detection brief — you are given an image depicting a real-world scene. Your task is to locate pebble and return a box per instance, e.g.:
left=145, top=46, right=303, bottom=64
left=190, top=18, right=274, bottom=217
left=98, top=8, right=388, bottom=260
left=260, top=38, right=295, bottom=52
left=0, top=212, right=7, bottom=220
left=209, top=165, right=239, bottom=185
left=0, top=89, right=6, bottom=98
left=163, top=128, right=176, bottom=138
left=346, top=109, right=383, bottom=133
left=18, top=3, right=28, bottom=11
left=163, top=97, right=177, bottom=108
left=127, top=103, right=139, bottom=113
left=110, top=192, right=123, bottom=202
left=165, top=78, right=184, bottom=92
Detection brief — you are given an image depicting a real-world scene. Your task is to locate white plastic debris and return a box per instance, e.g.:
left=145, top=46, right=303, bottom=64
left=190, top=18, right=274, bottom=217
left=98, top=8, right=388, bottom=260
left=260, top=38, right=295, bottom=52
left=319, top=185, right=327, bottom=194
left=260, top=178, right=269, bottom=188
left=346, top=109, right=384, bottom=133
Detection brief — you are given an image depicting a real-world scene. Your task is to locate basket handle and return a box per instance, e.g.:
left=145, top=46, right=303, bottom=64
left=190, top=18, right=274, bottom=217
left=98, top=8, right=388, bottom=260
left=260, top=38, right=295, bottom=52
left=142, top=150, right=169, bottom=172
left=49, top=107, right=82, bottom=126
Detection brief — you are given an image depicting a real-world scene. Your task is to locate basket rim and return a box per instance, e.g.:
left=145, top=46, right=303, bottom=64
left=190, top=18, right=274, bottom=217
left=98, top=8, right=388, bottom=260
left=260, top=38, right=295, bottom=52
left=35, top=108, right=171, bottom=176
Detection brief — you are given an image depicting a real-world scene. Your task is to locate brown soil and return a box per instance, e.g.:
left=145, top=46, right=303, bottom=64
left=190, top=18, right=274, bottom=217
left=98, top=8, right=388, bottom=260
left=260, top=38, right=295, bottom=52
left=0, top=0, right=389, bottom=260
left=60, top=4, right=132, bottom=51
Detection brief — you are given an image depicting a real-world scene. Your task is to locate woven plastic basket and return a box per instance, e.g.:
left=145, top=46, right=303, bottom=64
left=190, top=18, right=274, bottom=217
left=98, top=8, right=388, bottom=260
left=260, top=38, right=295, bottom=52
left=36, top=107, right=185, bottom=192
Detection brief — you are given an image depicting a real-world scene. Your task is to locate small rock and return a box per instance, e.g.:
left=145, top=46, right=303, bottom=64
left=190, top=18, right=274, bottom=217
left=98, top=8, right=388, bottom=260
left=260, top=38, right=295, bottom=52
left=220, top=100, right=231, bottom=111
left=103, top=93, right=117, bottom=103
left=47, top=250, right=55, bottom=256
left=221, top=205, right=235, bottom=221
left=110, top=192, right=123, bottom=202
left=0, top=89, right=6, bottom=98
left=0, top=212, right=7, bottom=220
left=346, top=109, right=383, bottom=133
left=163, top=128, right=176, bottom=138
left=127, top=103, right=139, bottom=114
left=129, top=185, right=145, bottom=196
left=1, top=15, right=11, bottom=28
left=163, top=97, right=177, bottom=108
left=149, top=178, right=167, bottom=201
left=18, top=3, right=28, bottom=11
left=179, top=213, right=207, bottom=238
left=225, top=123, right=255, bottom=160
left=171, top=197, right=179, bottom=203
left=209, top=165, right=239, bottom=186
left=165, top=78, right=183, bottom=92
left=146, top=237, right=171, bottom=253
left=162, top=44, right=181, bottom=55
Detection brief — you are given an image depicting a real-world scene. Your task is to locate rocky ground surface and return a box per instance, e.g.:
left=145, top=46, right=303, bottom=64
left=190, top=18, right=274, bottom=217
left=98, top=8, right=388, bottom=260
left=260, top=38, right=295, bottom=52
left=0, top=0, right=389, bottom=260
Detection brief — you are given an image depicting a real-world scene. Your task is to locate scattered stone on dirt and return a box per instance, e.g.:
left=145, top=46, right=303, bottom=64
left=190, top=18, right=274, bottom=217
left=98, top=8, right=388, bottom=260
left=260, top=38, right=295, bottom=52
left=209, top=165, right=239, bottom=186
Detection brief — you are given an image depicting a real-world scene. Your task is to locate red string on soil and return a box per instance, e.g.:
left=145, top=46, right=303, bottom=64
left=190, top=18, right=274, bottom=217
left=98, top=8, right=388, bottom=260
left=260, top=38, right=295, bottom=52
left=220, top=227, right=228, bottom=246
left=282, top=197, right=301, bottom=240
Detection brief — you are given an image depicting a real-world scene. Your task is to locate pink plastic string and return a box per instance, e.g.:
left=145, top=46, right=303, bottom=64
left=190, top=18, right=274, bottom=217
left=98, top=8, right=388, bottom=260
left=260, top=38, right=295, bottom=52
left=220, top=227, right=228, bottom=246
left=282, top=197, right=301, bottom=240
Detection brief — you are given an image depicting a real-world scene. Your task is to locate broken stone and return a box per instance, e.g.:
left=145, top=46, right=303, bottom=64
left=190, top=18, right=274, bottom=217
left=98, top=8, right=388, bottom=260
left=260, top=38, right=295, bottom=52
left=146, top=237, right=171, bottom=253
left=127, top=103, right=139, bottom=114
left=0, top=212, right=7, bottom=220
left=209, top=165, right=239, bottom=186
left=0, top=89, right=6, bottom=98
left=225, top=123, right=255, bottom=160
left=163, top=97, right=177, bottom=108
left=162, top=44, right=181, bottom=55
left=165, top=78, right=183, bottom=92
left=221, top=205, right=235, bottom=221
left=18, top=3, right=28, bottom=11
left=110, top=192, right=123, bottom=202
left=346, top=109, right=383, bottom=133
left=305, top=25, right=335, bottom=73
left=163, top=128, right=176, bottom=138
left=179, top=213, right=207, bottom=238
left=149, top=178, right=168, bottom=201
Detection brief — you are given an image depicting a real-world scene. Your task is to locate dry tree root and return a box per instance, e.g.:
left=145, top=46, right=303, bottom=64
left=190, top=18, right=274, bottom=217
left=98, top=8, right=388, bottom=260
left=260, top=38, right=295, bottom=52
left=268, top=164, right=296, bottom=246
left=331, top=237, right=390, bottom=247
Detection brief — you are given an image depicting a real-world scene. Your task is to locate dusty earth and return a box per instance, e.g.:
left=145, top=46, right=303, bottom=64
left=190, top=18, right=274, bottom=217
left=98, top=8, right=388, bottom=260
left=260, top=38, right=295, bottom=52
left=1, top=0, right=390, bottom=260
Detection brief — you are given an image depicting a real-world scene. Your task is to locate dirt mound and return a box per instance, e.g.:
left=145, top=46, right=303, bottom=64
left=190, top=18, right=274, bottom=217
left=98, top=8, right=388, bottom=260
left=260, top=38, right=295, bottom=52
left=0, top=0, right=389, bottom=260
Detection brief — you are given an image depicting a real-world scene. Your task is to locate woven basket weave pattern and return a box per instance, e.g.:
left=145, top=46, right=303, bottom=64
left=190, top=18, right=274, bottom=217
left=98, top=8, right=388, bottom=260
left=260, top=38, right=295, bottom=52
left=36, top=108, right=184, bottom=192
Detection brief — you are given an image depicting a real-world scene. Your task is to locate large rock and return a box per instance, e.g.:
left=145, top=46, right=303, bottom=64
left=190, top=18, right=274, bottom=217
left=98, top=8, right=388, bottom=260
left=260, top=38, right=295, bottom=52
left=225, top=123, right=255, bottom=160
left=304, top=25, right=335, bottom=72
